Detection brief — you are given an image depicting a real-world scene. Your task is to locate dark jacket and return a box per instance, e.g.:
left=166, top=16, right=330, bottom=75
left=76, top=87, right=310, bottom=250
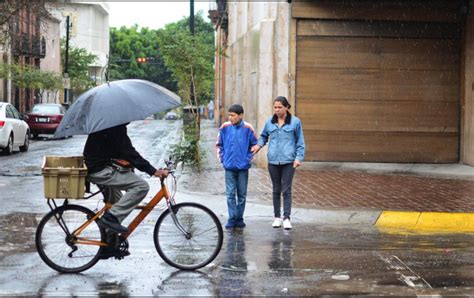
left=83, top=124, right=157, bottom=175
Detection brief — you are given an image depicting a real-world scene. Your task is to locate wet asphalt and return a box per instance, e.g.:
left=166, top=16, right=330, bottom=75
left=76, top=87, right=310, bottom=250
left=0, top=119, right=473, bottom=296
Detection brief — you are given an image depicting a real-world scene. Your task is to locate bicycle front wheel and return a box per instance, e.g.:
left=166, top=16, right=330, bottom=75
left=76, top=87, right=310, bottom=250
left=154, top=202, right=223, bottom=270
left=35, top=204, right=105, bottom=273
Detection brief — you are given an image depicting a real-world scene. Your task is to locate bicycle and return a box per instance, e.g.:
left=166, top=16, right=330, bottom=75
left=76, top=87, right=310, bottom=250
left=35, top=160, right=224, bottom=273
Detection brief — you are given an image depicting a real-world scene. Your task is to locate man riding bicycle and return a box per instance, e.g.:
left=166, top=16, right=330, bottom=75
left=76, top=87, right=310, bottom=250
left=83, top=123, right=168, bottom=258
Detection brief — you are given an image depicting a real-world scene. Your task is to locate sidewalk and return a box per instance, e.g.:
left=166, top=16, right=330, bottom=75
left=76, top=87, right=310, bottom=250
left=178, top=120, right=474, bottom=233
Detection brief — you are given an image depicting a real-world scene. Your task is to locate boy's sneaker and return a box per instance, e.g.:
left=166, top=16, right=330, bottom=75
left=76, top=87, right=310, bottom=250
left=283, top=218, right=292, bottom=230
left=235, top=221, right=246, bottom=229
left=272, top=217, right=282, bottom=228
left=225, top=222, right=235, bottom=229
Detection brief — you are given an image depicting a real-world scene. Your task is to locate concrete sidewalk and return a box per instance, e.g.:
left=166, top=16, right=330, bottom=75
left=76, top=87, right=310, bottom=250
left=178, top=120, right=474, bottom=233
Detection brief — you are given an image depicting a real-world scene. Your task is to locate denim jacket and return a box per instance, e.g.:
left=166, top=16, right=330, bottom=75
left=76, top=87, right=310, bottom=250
left=257, top=114, right=305, bottom=165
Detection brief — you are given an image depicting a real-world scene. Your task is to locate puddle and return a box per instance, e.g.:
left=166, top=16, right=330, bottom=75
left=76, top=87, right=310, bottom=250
left=0, top=212, right=40, bottom=259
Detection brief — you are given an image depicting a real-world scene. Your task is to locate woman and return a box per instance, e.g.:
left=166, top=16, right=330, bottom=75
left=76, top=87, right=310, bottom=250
left=251, top=96, right=305, bottom=230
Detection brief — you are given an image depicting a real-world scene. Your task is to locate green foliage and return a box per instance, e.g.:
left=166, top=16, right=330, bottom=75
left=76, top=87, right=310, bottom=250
left=157, top=13, right=215, bottom=107
left=108, top=25, right=177, bottom=92
left=0, top=63, right=62, bottom=91
left=157, top=13, right=215, bottom=168
left=169, top=124, right=201, bottom=169
left=61, top=39, right=97, bottom=97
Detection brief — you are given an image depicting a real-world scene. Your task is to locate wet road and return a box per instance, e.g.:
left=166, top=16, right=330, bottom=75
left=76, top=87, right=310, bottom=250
left=0, top=120, right=473, bottom=296
left=0, top=214, right=473, bottom=296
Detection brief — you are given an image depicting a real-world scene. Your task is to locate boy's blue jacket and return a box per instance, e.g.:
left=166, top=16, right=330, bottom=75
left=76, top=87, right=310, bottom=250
left=257, top=113, right=305, bottom=165
left=216, top=120, right=258, bottom=170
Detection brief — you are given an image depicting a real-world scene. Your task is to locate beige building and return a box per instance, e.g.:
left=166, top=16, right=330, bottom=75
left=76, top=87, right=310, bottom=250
left=211, top=0, right=474, bottom=166
left=40, top=15, right=61, bottom=104
left=48, top=1, right=110, bottom=89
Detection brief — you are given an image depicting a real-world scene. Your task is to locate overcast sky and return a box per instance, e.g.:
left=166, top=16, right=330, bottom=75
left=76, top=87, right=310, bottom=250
left=108, top=1, right=211, bottom=30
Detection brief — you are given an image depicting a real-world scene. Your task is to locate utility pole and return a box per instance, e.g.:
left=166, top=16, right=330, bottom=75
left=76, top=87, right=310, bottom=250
left=63, top=15, right=71, bottom=105
left=190, top=0, right=195, bottom=35
left=189, top=0, right=195, bottom=116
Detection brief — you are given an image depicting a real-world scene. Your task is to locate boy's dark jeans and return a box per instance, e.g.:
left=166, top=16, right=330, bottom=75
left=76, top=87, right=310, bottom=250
left=225, top=169, right=249, bottom=227
left=268, top=163, right=295, bottom=219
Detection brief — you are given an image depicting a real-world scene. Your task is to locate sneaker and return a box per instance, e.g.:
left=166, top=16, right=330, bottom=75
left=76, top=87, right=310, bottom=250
left=272, top=217, right=282, bottom=228
left=225, top=222, right=235, bottom=229
left=98, top=212, right=128, bottom=233
left=283, top=218, right=292, bottom=230
left=235, top=221, right=246, bottom=229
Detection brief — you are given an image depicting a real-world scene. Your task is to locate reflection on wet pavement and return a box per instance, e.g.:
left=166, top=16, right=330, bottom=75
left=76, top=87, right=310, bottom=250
left=217, top=230, right=250, bottom=296
left=38, top=274, right=130, bottom=297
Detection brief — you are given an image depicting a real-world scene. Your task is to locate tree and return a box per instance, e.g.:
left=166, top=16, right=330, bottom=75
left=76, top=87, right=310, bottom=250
left=157, top=13, right=215, bottom=168
left=108, top=25, right=177, bottom=92
left=157, top=13, right=215, bottom=117
left=0, top=63, right=63, bottom=100
left=61, top=39, right=97, bottom=99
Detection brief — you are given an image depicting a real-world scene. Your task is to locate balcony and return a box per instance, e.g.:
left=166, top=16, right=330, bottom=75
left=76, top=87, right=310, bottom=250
left=209, top=0, right=228, bottom=30
left=32, top=36, right=46, bottom=58
left=12, top=34, right=46, bottom=58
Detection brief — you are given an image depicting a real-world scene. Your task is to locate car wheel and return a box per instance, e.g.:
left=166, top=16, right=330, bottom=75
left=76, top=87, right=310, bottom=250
left=2, top=134, right=13, bottom=155
left=32, top=132, right=39, bottom=139
left=20, top=132, right=29, bottom=152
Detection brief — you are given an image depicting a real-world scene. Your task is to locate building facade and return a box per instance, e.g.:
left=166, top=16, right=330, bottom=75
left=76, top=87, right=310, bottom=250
left=40, top=15, right=61, bottom=104
left=48, top=1, right=109, bottom=92
left=212, top=0, right=474, bottom=166
left=9, top=5, right=46, bottom=112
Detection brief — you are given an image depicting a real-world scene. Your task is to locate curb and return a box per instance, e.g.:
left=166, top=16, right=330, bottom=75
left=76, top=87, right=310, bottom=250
left=375, top=211, right=474, bottom=233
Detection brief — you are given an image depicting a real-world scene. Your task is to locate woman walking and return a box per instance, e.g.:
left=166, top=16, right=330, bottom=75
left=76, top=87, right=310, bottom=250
left=251, top=96, right=305, bottom=230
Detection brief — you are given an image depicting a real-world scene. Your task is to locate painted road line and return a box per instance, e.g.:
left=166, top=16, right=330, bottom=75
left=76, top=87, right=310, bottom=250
left=379, top=255, right=432, bottom=289
left=376, top=211, right=474, bottom=233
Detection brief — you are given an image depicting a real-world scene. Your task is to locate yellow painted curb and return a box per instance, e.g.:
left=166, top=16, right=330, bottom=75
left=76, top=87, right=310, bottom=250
left=375, top=211, right=474, bottom=233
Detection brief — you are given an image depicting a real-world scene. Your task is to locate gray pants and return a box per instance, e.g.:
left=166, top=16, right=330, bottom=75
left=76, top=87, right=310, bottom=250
left=87, top=166, right=150, bottom=222
left=268, top=163, right=295, bottom=220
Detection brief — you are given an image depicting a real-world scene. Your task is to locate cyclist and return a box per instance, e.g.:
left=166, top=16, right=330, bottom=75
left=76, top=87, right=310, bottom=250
left=83, top=123, right=168, bottom=258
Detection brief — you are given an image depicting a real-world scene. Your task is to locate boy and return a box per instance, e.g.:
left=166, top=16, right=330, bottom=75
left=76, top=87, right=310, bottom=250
left=216, top=104, right=257, bottom=229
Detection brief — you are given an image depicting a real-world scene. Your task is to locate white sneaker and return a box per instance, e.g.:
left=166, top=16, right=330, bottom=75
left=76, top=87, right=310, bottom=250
left=283, top=218, right=292, bottom=230
left=272, top=217, right=282, bottom=228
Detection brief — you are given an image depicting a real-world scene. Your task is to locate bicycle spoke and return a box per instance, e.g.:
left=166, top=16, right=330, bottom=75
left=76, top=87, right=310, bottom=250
left=36, top=205, right=103, bottom=273
left=154, top=203, right=223, bottom=270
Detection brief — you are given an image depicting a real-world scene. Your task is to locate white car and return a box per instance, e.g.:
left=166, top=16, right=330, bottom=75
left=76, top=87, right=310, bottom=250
left=0, top=102, right=30, bottom=155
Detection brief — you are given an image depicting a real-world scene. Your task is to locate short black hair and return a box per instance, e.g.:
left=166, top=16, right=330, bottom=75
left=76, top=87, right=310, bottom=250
left=228, top=104, right=244, bottom=115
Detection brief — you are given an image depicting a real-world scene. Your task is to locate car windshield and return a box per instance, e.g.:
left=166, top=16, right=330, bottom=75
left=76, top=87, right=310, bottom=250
left=31, top=105, right=61, bottom=115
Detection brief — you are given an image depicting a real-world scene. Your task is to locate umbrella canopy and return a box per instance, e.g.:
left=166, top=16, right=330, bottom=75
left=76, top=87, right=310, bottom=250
left=54, top=79, right=180, bottom=138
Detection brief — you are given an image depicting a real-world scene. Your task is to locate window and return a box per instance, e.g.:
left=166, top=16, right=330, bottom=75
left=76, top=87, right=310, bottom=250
left=31, top=104, right=62, bottom=115
left=6, top=106, right=14, bottom=119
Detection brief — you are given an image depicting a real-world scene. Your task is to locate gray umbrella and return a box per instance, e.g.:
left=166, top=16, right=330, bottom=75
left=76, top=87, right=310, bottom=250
left=54, top=79, right=180, bottom=138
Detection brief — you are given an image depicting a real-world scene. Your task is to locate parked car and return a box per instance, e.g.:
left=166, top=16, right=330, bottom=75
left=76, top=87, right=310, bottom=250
left=0, top=102, right=30, bottom=155
left=165, top=111, right=178, bottom=120
left=26, top=103, right=66, bottom=138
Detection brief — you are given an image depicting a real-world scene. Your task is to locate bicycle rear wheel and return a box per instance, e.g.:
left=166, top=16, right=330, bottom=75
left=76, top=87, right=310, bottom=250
left=154, top=202, right=223, bottom=270
left=35, top=204, right=105, bottom=273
